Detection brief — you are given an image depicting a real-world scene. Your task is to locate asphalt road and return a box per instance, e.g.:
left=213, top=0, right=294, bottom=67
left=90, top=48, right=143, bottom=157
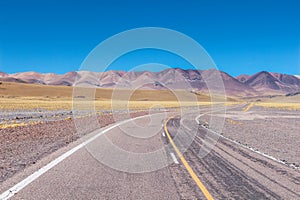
left=1, top=108, right=299, bottom=199
left=169, top=113, right=300, bottom=199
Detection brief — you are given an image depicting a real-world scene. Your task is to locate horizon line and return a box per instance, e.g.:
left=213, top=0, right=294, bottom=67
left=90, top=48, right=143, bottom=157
left=0, top=68, right=299, bottom=77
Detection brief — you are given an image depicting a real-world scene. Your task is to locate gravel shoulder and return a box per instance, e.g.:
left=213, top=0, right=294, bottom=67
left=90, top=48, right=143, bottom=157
left=201, top=106, right=300, bottom=168
left=0, top=110, right=149, bottom=183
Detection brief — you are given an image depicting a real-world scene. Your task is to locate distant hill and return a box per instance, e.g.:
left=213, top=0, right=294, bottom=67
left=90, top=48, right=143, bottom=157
left=0, top=72, right=8, bottom=77
left=0, top=69, right=299, bottom=97
left=244, top=71, right=300, bottom=94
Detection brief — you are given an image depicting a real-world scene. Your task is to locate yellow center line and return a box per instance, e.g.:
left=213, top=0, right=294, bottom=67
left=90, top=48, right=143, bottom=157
left=164, top=116, right=214, bottom=200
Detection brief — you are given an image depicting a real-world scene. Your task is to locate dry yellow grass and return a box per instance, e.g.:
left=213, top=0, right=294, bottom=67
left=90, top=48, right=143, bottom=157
left=0, top=82, right=73, bottom=98
left=243, top=102, right=255, bottom=112
left=0, top=98, right=218, bottom=111
left=0, top=82, right=214, bottom=101
left=0, top=82, right=233, bottom=111
left=225, top=101, right=244, bottom=107
left=261, top=94, right=300, bottom=103
left=0, top=121, right=43, bottom=129
left=0, top=98, right=72, bottom=110
left=226, top=119, right=243, bottom=125
left=253, top=102, right=300, bottom=110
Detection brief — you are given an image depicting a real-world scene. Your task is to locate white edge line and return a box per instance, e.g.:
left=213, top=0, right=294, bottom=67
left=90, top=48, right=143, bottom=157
left=0, top=114, right=153, bottom=200
left=194, top=104, right=300, bottom=170
left=170, top=153, right=179, bottom=164
left=194, top=104, right=244, bottom=125
left=162, top=131, right=165, bottom=137
left=200, top=125, right=300, bottom=171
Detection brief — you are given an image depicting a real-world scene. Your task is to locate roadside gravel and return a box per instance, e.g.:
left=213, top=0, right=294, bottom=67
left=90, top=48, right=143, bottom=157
left=200, top=107, right=300, bottom=168
left=0, top=111, right=148, bottom=183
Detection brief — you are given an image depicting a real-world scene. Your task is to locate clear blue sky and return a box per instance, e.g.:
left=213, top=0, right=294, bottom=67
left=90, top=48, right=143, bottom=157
left=0, top=0, right=299, bottom=76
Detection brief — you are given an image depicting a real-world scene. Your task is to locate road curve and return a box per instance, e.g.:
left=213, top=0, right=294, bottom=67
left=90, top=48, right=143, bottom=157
left=1, top=108, right=299, bottom=199
left=1, top=113, right=182, bottom=199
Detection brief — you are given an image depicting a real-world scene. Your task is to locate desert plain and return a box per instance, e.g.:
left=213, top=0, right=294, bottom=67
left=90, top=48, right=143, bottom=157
left=0, top=79, right=299, bottom=199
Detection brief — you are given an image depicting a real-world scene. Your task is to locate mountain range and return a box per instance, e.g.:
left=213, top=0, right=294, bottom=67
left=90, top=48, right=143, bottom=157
left=1, top=69, right=300, bottom=97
